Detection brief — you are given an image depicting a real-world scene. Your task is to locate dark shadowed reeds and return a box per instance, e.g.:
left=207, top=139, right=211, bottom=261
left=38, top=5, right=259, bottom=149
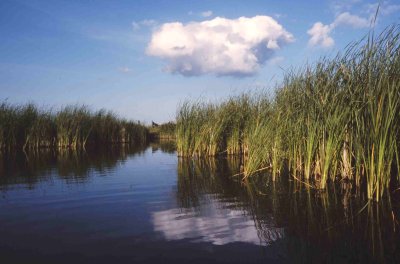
left=0, top=103, right=149, bottom=151
left=176, top=26, right=400, bottom=201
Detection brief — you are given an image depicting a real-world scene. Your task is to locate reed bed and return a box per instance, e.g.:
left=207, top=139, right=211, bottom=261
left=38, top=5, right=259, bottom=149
left=0, top=103, right=149, bottom=151
left=149, top=121, right=176, bottom=140
left=176, top=26, right=400, bottom=201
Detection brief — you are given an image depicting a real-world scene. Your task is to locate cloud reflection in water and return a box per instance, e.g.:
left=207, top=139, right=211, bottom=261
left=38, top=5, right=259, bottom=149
left=152, top=196, right=284, bottom=246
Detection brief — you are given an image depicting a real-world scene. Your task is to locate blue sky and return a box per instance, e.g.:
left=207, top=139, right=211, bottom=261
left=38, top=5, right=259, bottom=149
left=1, top=0, right=399, bottom=123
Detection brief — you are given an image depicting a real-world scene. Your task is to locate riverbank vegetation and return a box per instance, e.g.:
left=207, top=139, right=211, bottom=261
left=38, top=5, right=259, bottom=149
left=149, top=121, right=176, bottom=140
left=0, top=104, right=149, bottom=151
left=176, top=26, right=400, bottom=201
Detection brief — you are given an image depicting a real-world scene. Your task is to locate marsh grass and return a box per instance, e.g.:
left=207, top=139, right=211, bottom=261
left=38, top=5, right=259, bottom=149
left=176, top=26, right=400, bottom=201
left=0, top=103, right=149, bottom=151
left=149, top=121, right=176, bottom=140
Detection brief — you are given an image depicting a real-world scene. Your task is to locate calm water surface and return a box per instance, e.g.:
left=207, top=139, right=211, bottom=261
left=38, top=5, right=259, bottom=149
left=0, top=143, right=399, bottom=263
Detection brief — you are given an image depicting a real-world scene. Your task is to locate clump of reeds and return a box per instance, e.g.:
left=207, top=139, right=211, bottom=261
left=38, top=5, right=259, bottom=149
left=176, top=25, right=400, bottom=201
left=176, top=94, right=259, bottom=157
left=158, top=122, right=176, bottom=136
left=149, top=121, right=176, bottom=140
left=0, top=103, right=149, bottom=151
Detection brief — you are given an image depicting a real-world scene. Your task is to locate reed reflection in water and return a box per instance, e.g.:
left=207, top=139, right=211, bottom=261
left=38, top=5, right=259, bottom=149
left=167, top=156, right=400, bottom=263
left=0, top=145, right=146, bottom=187
left=0, top=145, right=398, bottom=263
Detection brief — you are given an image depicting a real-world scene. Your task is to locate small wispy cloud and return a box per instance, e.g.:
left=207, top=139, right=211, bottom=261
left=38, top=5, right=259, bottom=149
left=307, top=12, right=369, bottom=48
left=268, top=56, right=285, bottom=66
left=201, top=10, right=213, bottom=17
left=118, top=67, right=133, bottom=74
left=141, top=19, right=157, bottom=27
left=333, top=12, right=369, bottom=28
left=273, top=13, right=286, bottom=19
left=188, top=10, right=214, bottom=18
left=132, top=19, right=157, bottom=30
left=365, top=1, right=400, bottom=16
left=331, top=0, right=362, bottom=14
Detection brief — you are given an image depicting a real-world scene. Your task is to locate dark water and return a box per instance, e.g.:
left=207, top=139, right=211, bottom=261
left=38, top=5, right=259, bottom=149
left=0, top=143, right=399, bottom=264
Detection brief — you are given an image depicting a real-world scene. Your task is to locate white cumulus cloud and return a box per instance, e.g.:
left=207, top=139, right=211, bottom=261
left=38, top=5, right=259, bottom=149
left=307, top=22, right=335, bottom=48
left=146, top=16, right=294, bottom=77
left=308, top=12, right=369, bottom=48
